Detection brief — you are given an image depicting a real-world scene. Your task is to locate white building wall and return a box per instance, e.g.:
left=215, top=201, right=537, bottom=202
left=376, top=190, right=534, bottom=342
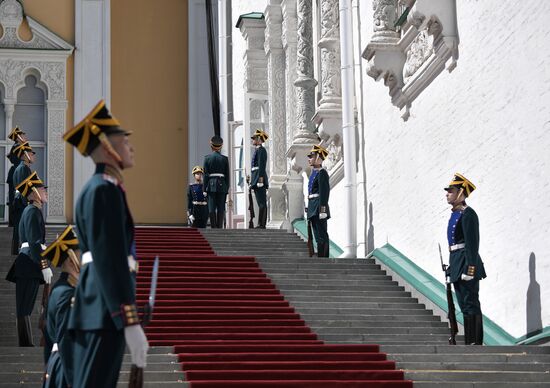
left=328, top=0, right=550, bottom=338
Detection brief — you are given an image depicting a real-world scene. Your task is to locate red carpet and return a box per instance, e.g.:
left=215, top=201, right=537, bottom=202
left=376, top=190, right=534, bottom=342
left=135, top=227, right=412, bottom=387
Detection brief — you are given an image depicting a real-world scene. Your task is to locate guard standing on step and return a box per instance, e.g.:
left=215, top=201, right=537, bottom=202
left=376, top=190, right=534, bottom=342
left=306, top=144, right=331, bottom=258
left=41, top=225, right=80, bottom=388
left=203, top=136, right=230, bottom=228
left=10, top=141, right=36, bottom=255
left=444, top=173, right=486, bottom=345
left=5, top=171, right=52, bottom=347
left=63, top=100, right=148, bottom=387
left=250, top=129, right=269, bottom=229
left=6, top=126, right=28, bottom=228
left=188, top=166, right=209, bottom=228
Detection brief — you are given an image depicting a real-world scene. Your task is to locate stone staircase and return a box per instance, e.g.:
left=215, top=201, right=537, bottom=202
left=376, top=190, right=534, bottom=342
left=0, top=226, right=184, bottom=387
left=200, top=228, right=550, bottom=388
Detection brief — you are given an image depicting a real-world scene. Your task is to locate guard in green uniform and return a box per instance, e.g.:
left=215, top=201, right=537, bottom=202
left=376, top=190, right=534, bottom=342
left=203, top=136, right=230, bottom=228
left=250, top=129, right=269, bottom=228
left=306, top=144, right=331, bottom=258
left=10, top=141, right=35, bottom=255
left=445, top=173, right=487, bottom=345
left=6, top=172, right=52, bottom=346
left=187, top=166, right=209, bottom=228
left=64, top=100, right=148, bottom=387
left=6, top=126, right=28, bottom=227
left=41, top=226, right=80, bottom=388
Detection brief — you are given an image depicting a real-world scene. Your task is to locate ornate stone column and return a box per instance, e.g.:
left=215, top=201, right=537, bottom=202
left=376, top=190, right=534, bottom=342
left=264, top=1, right=288, bottom=229
left=312, top=0, right=342, bottom=142
left=286, top=0, right=318, bottom=225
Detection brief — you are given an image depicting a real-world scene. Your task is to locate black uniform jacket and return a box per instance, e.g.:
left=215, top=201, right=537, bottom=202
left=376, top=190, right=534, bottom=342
left=203, top=151, right=230, bottom=194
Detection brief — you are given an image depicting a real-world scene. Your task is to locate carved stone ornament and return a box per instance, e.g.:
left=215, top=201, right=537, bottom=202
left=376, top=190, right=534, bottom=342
left=363, top=0, right=459, bottom=121
left=0, top=0, right=74, bottom=222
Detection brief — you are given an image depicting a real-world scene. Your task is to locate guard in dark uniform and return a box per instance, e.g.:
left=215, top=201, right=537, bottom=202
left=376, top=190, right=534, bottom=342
left=10, top=141, right=36, bottom=255
left=7, top=126, right=28, bottom=227
left=41, top=226, right=80, bottom=388
left=203, top=136, right=230, bottom=228
left=250, top=129, right=269, bottom=228
left=64, top=100, right=148, bottom=387
left=5, top=171, right=52, bottom=346
left=187, top=166, right=209, bottom=228
left=445, top=173, right=487, bottom=345
left=306, top=144, right=331, bottom=258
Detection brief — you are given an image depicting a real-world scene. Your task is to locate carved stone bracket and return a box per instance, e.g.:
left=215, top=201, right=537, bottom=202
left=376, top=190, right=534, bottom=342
left=363, top=0, right=459, bottom=120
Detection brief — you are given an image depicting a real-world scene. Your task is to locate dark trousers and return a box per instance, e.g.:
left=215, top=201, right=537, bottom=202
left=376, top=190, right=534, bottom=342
left=310, top=216, right=329, bottom=257
left=207, top=192, right=227, bottom=214
left=44, top=351, right=69, bottom=388
left=453, top=279, right=481, bottom=315
left=254, top=187, right=267, bottom=209
left=191, top=205, right=209, bottom=228
left=72, top=329, right=126, bottom=388
left=16, top=278, right=40, bottom=316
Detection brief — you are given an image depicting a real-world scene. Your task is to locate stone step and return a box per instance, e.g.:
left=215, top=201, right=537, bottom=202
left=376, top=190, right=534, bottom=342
left=289, top=302, right=426, bottom=309
left=381, top=345, right=550, bottom=355
left=404, top=370, right=550, bottom=383
left=314, top=327, right=450, bottom=335
left=268, top=274, right=392, bottom=280
left=398, top=361, right=550, bottom=372
left=392, top=353, right=550, bottom=363
left=277, top=285, right=406, bottom=291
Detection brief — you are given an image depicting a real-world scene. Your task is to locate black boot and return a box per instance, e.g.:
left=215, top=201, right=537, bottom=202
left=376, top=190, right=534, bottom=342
left=216, top=212, right=225, bottom=229
left=463, top=314, right=475, bottom=345
left=209, top=212, right=217, bottom=229
left=256, top=208, right=267, bottom=229
left=323, top=242, right=330, bottom=258
left=474, top=314, right=484, bottom=345
left=17, top=316, right=34, bottom=347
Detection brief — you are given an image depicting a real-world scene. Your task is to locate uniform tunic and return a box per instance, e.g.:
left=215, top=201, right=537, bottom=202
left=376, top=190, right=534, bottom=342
left=251, top=146, right=268, bottom=209
left=11, top=160, right=32, bottom=255
left=68, top=163, right=136, bottom=388
left=187, top=183, right=209, bottom=228
left=307, top=168, right=331, bottom=248
left=203, top=151, right=230, bottom=214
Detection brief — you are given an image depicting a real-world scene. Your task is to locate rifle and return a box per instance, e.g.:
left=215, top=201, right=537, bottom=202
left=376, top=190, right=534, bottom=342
left=246, top=175, right=255, bottom=229
left=38, top=283, right=50, bottom=346
left=307, top=219, right=314, bottom=257
left=439, top=243, right=458, bottom=345
left=129, top=256, right=159, bottom=388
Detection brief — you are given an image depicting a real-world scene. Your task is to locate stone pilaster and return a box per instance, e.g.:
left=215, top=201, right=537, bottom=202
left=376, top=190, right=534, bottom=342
left=264, top=1, right=288, bottom=229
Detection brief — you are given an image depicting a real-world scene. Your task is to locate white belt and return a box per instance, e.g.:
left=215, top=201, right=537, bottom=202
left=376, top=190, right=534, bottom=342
left=51, top=343, right=59, bottom=353
left=449, top=243, right=465, bottom=252
left=209, top=173, right=225, bottom=177
left=308, top=194, right=320, bottom=199
left=251, top=167, right=259, bottom=171
left=20, top=242, right=47, bottom=250
left=82, top=251, right=138, bottom=272
left=192, top=201, right=207, bottom=205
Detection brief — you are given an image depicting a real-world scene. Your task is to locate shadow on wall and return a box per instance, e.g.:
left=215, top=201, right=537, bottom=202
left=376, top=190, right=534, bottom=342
left=526, top=252, right=543, bottom=338
left=367, top=202, right=375, bottom=255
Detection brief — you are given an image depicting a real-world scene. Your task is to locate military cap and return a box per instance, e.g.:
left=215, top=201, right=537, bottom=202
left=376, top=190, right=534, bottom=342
left=15, top=171, right=45, bottom=198
left=6, top=144, right=20, bottom=164
left=8, top=126, right=25, bottom=142
left=307, top=144, right=329, bottom=160
left=251, top=129, right=269, bottom=142
left=41, top=226, right=80, bottom=268
left=63, top=100, right=131, bottom=157
left=13, top=141, right=35, bottom=159
left=210, top=135, right=223, bottom=150
left=192, top=166, right=204, bottom=175
left=444, top=173, right=476, bottom=197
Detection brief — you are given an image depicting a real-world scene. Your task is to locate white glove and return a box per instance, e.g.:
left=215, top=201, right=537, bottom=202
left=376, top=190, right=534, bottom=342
left=124, top=325, right=149, bottom=368
left=319, top=212, right=327, bottom=220
left=189, top=215, right=195, bottom=223
left=42, top=267, right=53, bottom=284
left=257, top=182, right=264, bottom=188
left=461, top=274, right=474, bottom=281
left=203, top=192, right=208, bottom=197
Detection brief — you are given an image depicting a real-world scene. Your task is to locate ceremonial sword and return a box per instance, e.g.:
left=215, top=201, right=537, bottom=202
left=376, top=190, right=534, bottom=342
left=129, top=255, right=159, bottom=388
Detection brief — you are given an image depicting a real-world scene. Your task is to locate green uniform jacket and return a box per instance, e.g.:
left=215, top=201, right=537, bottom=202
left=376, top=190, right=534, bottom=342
left=307, top=168, right=331, bottom=220
left=44, top=273, right=75, bottom=387
left=203, top=151, right=230, bottom=194
left=13, top=160, right=32, bottom=187
left=449, top=206, right=487, bottom=282
left=6, top=204, right=45, bottom=282
left=250, top=146, right=269, bottom=189
left=68, top=164, right=136, bottom=331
